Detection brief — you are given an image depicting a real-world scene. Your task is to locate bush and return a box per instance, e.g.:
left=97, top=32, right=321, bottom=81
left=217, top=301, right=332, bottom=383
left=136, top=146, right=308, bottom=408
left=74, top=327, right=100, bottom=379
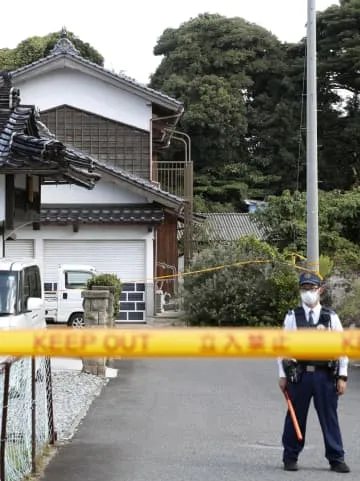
left=183, top=236, right=300, bottom=326
left=335, top=278, right=360, bottom=327
left=319, top=254, right=334, bottom=279
left=86, top=273, right=122, bottom=317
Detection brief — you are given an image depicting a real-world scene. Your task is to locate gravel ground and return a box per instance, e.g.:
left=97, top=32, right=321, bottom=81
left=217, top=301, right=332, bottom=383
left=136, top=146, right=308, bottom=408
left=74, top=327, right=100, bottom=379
left=51, top=371, right=109, bottom=441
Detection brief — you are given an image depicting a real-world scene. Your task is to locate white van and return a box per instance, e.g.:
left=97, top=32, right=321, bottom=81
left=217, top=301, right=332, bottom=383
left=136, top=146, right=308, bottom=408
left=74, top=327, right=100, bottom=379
left=0, top=258, right=45, bottom=329
left=45, top=264, right=96, bottom=327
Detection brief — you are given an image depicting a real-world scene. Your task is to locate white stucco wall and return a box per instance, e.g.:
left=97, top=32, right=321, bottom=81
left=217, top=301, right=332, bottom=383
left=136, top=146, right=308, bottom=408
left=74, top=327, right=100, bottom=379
left=42, top=179, right=148, bottom=204
left=14, top=67, right=152, bottom=131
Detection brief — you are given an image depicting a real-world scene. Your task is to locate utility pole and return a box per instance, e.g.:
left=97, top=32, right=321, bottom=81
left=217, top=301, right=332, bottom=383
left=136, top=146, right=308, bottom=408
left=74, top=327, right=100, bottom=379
left=306, top=0, right=319, bottom=273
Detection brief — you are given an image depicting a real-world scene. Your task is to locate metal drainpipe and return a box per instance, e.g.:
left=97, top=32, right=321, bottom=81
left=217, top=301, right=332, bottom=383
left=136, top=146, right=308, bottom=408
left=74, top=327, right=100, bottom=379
left=164, top=128, right=191, bottom=164
left=1, top=362, right=10, bottom=481
left=153, top=226, right=157, bottom=316
left=149, top=117, right=153, bottom=181
left=3, top=219, right=40, bottom=256
left=171, top=136, right=188, bottom=163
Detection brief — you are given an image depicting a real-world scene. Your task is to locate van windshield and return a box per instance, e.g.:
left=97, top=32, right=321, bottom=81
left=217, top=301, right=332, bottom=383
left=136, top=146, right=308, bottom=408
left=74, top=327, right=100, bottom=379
left=0, top=271, right=18, bottom=315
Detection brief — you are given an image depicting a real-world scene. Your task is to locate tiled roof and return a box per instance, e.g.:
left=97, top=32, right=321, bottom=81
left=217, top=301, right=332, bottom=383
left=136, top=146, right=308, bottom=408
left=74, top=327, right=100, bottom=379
left=93, top=161, right=185, bottom=211
left=0, top=74, right=101, bottom=189
left=200, top=213, right=265, bottom=241
left=8, top=30, right=183, bottom=112
left=40, top=204, right=164, bottom=225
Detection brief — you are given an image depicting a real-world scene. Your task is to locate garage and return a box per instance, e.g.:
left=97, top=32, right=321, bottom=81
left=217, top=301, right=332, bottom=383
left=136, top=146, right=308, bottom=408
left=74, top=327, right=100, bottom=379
left=4, top=239, right=34, bottom=258
left=43, top=239, right=147, bottom=322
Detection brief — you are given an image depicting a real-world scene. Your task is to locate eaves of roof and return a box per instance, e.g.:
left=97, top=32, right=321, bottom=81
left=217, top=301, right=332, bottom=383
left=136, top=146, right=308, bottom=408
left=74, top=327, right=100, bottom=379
left=7, top=45, right=183, bottom=114
left=93, top=161, right=185, bottom=213
left=0, top=74, right=100, bottom=189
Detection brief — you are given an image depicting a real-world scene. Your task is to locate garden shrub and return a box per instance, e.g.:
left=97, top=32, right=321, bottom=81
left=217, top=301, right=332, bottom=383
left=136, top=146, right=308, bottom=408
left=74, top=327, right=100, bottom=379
left=336, top=278, right=360, bottom=327
left=183, top=236, right=300, bottom=326
left=86, top=273, right=122, bottom=317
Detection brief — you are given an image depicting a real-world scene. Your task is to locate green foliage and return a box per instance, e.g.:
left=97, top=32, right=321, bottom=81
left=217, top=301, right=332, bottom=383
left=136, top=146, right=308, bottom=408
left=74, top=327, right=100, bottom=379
left=336, top=278, right=360, bottom=327
left=251, top=190, right=306, bottom=252
left=178, top=215, right=217, bottom=256
left=0, top=30, right=104, bottom=72
left=319, top=255, right=334, bottom=279
left=183, top=236, right=299, bottom=326
left=86, top=273, right=122, bottom=317
left=253, top=189, right=360, bottom=275
left=149, top=13, right=291, bottom=206
left=150, top=3, right=360, bottom=211
left=194, top=194, right=234, bottom=213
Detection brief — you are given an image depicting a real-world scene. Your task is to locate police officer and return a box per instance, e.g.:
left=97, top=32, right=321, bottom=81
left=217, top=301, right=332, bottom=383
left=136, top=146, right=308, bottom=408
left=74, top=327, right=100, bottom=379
left=278, top=271, right=350, bottom=473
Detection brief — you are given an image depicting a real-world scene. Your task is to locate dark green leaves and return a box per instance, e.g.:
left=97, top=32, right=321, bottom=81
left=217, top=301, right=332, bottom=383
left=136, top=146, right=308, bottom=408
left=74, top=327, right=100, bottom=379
left=0, top=30, right=104, bottom=72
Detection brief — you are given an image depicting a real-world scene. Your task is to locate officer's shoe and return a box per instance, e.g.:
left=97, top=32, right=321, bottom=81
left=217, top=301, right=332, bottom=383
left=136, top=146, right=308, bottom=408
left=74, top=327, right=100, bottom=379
left=330, top=461, right=350, bottom=473
left=284, top=460, right=299, bottom=471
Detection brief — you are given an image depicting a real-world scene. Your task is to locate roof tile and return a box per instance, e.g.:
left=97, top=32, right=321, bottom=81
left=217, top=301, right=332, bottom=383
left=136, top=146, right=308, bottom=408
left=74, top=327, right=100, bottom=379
left=40, top=204, right=164, bottom=224
left=93, top=161, right=185, bottom=209
left=201, top=213, right=265, bottom=241
left=0, top=74, right=101, bottom=189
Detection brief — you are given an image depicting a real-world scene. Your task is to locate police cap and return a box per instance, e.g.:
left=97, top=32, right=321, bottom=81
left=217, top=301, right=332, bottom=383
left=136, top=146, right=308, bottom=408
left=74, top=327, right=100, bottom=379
left=299, top=271, right=322, bottom=286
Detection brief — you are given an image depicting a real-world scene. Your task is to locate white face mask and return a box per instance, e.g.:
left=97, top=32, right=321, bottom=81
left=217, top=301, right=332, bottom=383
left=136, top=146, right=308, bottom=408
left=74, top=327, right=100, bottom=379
left=300, top=289, right=320, bottom=306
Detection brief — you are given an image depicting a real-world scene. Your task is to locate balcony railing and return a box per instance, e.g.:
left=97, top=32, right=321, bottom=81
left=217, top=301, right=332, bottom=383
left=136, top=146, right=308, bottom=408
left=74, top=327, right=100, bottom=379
left=152, top=160, right=193, bottom=199
left=152, top=160, right=194, bottom=270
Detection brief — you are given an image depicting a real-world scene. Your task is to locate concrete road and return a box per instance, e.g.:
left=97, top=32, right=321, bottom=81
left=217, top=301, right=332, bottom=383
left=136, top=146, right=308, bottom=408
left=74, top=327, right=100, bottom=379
left=41, top=358, right=360, bottom=480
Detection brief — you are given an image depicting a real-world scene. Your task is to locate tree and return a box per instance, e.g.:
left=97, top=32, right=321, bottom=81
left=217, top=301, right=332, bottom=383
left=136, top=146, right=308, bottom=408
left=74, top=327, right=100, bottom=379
left=315, top=0, right=360, bottom=190
left=0, top=30, right=104, bottom=72
left=149, top=13, right=300, bottom=207
left=253, top=188, right=360, bottom=274
left=193, top=163, right=279, bottom=212
left=150, top=14, right=251, bottom=172
left=150, top=5, right=360, bottom=209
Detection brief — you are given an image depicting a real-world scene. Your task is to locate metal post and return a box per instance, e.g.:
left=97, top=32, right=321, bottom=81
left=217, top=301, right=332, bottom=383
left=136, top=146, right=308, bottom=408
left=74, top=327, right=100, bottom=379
left=164, top=128, right=191, bottom=166
left=183, top=162, right=194, bottom=270
left=165, top=129, right=193, bottom=270
left=31, top=357, right=36, bottom=473
left=45, top=357, right=56, bottom=444
left=306, top=0, right=319, bottom=273
left=1, top=363, right=10, bottom=481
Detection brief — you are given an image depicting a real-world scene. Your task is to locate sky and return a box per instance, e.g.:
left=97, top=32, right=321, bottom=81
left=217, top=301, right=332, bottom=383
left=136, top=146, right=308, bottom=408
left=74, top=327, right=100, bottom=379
left=0, top=0, right=339, bottom=85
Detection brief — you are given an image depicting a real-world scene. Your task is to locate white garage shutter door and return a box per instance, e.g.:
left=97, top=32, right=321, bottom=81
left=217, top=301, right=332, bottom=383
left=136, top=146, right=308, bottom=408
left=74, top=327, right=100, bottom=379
left=43, top=240, right=147, bottom=323
left=5, top=240, right=34, bottom=258
left=43, top=240, right=145, bottom=283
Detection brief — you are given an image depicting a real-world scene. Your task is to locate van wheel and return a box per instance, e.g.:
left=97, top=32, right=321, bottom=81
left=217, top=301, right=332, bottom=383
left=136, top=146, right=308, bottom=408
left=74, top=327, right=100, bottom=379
left=68, top=314, right=85, bottom=328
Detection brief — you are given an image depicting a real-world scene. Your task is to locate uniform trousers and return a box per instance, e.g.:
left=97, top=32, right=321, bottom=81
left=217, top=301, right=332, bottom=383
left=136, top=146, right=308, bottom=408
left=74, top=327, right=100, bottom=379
left=282, top=368, right=345, bottom=463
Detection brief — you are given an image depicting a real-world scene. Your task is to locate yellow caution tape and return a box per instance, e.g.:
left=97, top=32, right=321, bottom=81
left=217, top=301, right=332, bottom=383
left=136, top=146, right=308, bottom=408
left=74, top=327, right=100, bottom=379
left=0, top=328, right=357, bottom=359
left=45, top=255, right=318, bottom=293
left=129, top=256, right=320, bottom=283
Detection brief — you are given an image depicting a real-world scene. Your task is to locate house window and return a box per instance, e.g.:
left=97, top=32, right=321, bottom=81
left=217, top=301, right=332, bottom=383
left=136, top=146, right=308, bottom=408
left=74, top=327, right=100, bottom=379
left=64, top=271, right=94, bottom=289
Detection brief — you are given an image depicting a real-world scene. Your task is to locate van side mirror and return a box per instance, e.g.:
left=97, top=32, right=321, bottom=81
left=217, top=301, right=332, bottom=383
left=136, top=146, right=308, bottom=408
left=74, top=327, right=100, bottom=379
left=27, top=297, right=43, bottom=311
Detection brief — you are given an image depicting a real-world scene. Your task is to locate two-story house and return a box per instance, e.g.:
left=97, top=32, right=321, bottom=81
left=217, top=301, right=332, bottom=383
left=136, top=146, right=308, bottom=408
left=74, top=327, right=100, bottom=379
left=2, top=30, right=193, bottom=323
left=0, top=72, right=100, bottom=255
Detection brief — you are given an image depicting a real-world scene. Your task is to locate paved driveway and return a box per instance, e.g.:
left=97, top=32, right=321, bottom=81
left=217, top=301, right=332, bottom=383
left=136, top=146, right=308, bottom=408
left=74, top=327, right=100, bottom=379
left=41, top=358, right=360, bottom=480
